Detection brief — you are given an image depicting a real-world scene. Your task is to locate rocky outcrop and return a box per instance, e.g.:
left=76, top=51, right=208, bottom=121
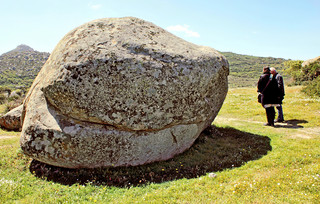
left=302, top=56, right=320, bottom=77
left=0, top=105, right=22, bottom=131
left=302, top=56, right=320, bottom=67
left=20, top=17, right=229, bottom=168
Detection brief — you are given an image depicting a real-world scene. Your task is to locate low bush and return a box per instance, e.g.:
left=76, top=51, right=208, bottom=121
left=302, top=77, right=320, bottom=97
left=285, top=59, right=320, bottom=97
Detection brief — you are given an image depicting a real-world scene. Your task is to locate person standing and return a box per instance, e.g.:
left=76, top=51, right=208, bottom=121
left=257, top=66, right=281, bottom=127
left=270, top=67, right=285, bottom=122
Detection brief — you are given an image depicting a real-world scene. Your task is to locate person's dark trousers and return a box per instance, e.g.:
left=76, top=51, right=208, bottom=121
left=276, top=105, right=284, bottom=121
left=265, top=107, right=275, bottom=126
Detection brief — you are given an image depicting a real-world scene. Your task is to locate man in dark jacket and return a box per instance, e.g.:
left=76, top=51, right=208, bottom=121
left=270, top=67, right=285, bottom=122
left=257, top=66, right=281, bottom=127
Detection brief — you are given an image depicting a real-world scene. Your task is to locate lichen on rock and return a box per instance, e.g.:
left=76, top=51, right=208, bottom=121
left=20, top=17, right=229, bottom=168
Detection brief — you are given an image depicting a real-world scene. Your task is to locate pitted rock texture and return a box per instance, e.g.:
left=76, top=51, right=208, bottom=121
left=0, top=105, right=22, bottom=131
left=20, top=17, right=229, bottom=168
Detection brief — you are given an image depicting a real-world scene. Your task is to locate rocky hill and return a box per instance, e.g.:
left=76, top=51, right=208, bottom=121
left=0, top=45, right=49, bottom=88
left=0, top=45, right=290, bottom=89
left=4, top=44, right=35, bottom=53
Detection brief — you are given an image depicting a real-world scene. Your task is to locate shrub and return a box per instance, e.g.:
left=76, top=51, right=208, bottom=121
left=285, top=59, right=320, bottom=97
left=5, top=96, right=23, bottom=112
left=302, top=77, right=320, bottom=97
left=284, top=60, right=304, bottom=85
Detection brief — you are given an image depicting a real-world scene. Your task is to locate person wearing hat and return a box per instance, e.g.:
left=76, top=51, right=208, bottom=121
left=270, top=67, right=285, bottom=122
left=257, top=66, right=281, bottom=127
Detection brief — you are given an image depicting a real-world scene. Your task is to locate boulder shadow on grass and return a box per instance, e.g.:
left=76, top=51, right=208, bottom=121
left=29, top=125, right=272, bottom=187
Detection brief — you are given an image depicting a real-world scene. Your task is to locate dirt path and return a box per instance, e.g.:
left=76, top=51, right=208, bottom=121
left=0, top=135, right=18, bottom=140
left=290, top=127, right=320, bottom=139
left=215, top=116, right=320, bottom=139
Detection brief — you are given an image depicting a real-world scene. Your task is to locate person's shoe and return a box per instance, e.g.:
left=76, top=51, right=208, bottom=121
left=274, top=119, right=284, bottom=123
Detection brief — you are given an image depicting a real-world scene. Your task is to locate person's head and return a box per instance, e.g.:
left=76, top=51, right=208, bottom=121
left=263, top=66, right=270, bottom=74
left=270, top=67, right=277, bottom=75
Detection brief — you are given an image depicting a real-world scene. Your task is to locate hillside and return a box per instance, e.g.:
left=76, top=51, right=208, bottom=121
left=0, top=45, right=290, bottom=89
left=0, top=45, right=49, bottom=88
left=221, top=52, right=289, bottom=87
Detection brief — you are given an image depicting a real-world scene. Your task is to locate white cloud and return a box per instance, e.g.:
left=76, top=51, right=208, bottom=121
left=166, top=25, right=200, bottom=38
left=89, top=3, right=102, bottom=10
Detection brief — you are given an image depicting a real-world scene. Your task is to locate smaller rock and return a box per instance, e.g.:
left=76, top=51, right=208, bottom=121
left=208, top=173, right=217, bottom=178
left=0, top=105, right=22, bottom=131
left=9, top=91, right=20, bottom=98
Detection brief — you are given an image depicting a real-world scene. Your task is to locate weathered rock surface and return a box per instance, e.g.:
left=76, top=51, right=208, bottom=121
left=302, top=56, right=320, bottom=67
left=20, top=17, right=229, bottom=168
left=0, top=105, right=22, bottom=131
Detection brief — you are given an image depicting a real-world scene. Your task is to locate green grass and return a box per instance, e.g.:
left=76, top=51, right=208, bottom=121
left=0, top=86, right=319, bottom=203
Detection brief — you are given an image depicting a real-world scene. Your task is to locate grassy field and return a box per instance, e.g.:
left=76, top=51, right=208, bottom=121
left=0, top=86, right=319, bottom=203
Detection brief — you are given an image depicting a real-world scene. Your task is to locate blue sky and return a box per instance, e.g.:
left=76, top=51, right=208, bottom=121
left=1, top=0, right=319, bottom=60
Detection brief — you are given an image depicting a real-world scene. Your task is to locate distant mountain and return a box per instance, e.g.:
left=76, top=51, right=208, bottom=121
left=0, top=45, right=290, bottom=89
left=6, top=44, right=34, bottom=53
left=0, top=45, right=49, bottom=88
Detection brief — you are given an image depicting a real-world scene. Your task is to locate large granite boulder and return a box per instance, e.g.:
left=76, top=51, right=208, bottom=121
left=0, top=105, right=22, bottom=131
left=20, top=17, right=229, bottom=168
